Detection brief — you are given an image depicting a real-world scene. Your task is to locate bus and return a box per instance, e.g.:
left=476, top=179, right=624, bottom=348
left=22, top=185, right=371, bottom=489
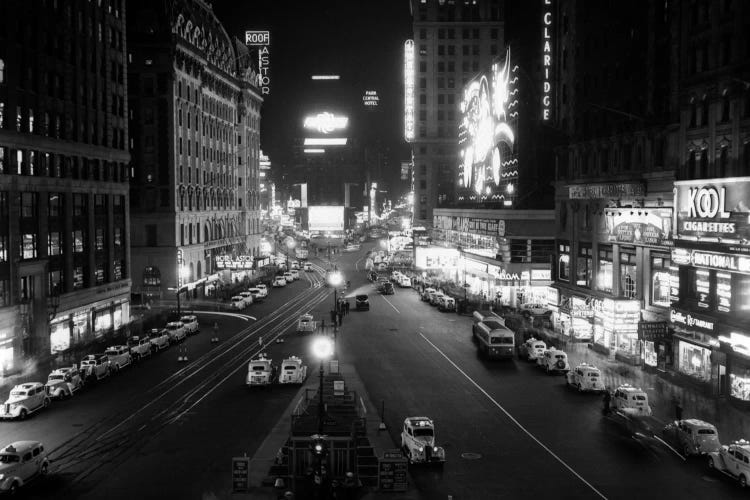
left=472, top=317, right=515, bottom=360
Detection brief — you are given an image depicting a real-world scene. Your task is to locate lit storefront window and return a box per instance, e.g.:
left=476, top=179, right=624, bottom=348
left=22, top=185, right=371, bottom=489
left=730, top=372, right=750, bottom=401
left=50, top=318, right=70, bottom=354
left=596, top=246, right=613, bottom=294
left=650, top=255, right=670, bottom=307
left=644, top=341, right=657, bottom=367
left=94, top=308, right=112, bottom=337
left=677, top=340, right=711, bottom=382
left=558, top=242, right=570, bottom=281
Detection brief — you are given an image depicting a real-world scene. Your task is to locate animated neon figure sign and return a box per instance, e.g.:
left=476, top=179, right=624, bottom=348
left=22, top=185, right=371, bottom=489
left=303, top=112, right=349, bottom=134
left=458, top=47, right=518, bottom=202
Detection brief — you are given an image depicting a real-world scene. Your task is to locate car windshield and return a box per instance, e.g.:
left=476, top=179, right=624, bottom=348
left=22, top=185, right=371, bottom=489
left=9, top=391, right=26, bottom=397
left=284, top=366, right=296, bottom=371
left=48, top=374, right=64, bottom=381
left=413, top=429, right=434, bottom=437
left=251, top=365, right=267, bottom=371
left=0, top=454, right=20, bottom=463
left=491, top=336, right=513, bottom=345
left=698, top=429, right=716, bottom=434
left=167, top=325, right=178, bottom=330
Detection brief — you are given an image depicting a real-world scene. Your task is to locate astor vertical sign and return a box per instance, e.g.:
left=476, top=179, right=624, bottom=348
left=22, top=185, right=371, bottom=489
left=542, top=0, right=553, bottom=121
left=245, top=30, right=271, bottom=95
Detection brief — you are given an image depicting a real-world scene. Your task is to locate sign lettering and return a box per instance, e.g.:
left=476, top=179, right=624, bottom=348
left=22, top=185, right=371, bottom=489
left=670, top=309, right=715, bottom=332
left=404, top=40, right=415, bottom=141
left=569, top=183, right=645, bottom=199
left=542, top=0, right=553, bottom=120
left=244, top=31, right=269, bottom=46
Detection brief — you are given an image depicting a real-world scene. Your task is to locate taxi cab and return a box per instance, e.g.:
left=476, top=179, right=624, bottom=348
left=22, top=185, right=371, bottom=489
left=566, top=363, right=605, bottom=392
left=0, top=441, right=49, bottom=494
left=400, top=416, right=446, bottom=465
left=611, top=384, right=652, bottom=417
left=520, top=338, right=547, bottom=362
left=662, top=419, right=720, bottom=456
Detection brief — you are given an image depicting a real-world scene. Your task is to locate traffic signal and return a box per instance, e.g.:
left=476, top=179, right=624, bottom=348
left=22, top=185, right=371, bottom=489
left=309, top=435, right=328, bottom=458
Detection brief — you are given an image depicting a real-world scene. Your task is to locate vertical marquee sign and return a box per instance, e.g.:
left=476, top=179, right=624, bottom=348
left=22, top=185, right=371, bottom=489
left=542, top=0, right=553, bottom=121
left=404, top=40, right=415, bottom=142
left=245, top=30, right=270, bottom=95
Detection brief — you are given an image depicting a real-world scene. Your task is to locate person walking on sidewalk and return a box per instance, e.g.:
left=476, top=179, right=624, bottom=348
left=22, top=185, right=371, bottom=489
left=337, top=310, right=343, bottom=326
left=344, top=300, right=350, bottom=315
left=330, top=309, right=337, bottom=326
left=675, top=400, right=683, bottom=421
left=602, top=390, right=612, bottom=415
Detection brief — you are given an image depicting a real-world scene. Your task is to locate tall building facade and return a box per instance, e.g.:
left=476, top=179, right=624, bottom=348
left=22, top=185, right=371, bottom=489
left=127, top=0, right=263, bottom=301
left=0, top=0, right=131, bottom=367
left=551, top=0, right=674, bottom=363
left=408, top=0, right=504, bottom=225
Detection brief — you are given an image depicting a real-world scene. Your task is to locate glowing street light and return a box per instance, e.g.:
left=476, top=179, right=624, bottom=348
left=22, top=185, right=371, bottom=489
left=328, top=271, right=343, bottom=313
left=311, top=336, right=334, bottom=434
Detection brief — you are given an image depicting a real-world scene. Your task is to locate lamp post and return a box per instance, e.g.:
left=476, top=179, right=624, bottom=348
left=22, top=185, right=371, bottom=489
left=311, top=336, right=334, bottom=434
left=177, top=265, right=188, bottom=316
left=285, top=237, right=296, bottom=270
left=328, top=271, right=343, bottom=312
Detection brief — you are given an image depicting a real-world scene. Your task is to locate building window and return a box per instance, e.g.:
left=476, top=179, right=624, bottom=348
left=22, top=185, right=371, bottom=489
left=596, top=246, right=613, bottom=294
left=48, top=232, right=61, bottom=256
left=558, top=242, right=570, bottom=282
left=95, top=228, right=104, bottom=251
left=620, top=250, right=637, bottom=299
left=21, top=192, right=37, bottom=218
left=0, top=235, right=7, bottom=263
left=95, top=264, right=105, bottom=285
left=72, top=230, right=84, bottom=252
left=576, top=245, right=592, bottom=288
left=48, top=193, right=63, bottom=216
left=48, top=270, right=62, bottom=295
left=114, top=227, right=122, bottom=246
left=650, top=255, right=670, bottom=307
left=73, top=193, right=87, bottom=216
left=21, top=234, right=37, bottom=259
left=72, top=266, right=84, bottom=290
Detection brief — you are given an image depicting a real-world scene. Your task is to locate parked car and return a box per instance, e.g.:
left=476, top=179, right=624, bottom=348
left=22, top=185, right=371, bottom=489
left=273, top=276, right=287, bottom=287
left=519, top=338, right=547, bottom=362
left=356, top=294, right=370, bottom=311
left=709, top=439, right=750, bottom=487
left=611, top=384, right=652, bottom=417
left=400, top=416, right=446, bottom=465
left=103, top=345, right=133, bottom=372
left=256, top=284, right=269, bottom=297
left=180, top=314, right=200, bottom=334
left=239, top=291, right=254, bottom=306
left=80, top=354, right=111, bottom=381
left=437, top=296, right=456, bottom=312
left=148, top=328, right=171, bottom=352
left=662, top=419, right=721, bottom=457
left=291, top=261, right=300, bottom=270
left=246, top=354, right=276, bottom=387
left=247, top=288, right=264, bottom=302
left=231, top=295, right=247, bottom=309
left=566, top=363, right=605, bottom=392
left=421, top=287, right=436, bottom=301
left=0, top=441, right=49, bottom=494
left=45, top=367, right=84, bottom=399
left=283, top=272, right=294, bottom=283
left=429, top=291, right=445, bottom=306
left=0, top=384, right=51, bottom=420
left=304, top=262, right=313, bottom=272
left=278, top=356, right=308, bottom=384
left=290, top=269, right=300, bottom=280
left=381, top=282, right=395, bottom=295
left=297, top=314, right=316, bottom=333
left=537, top=348, right=570, bottom=374
left=165, top=322, right=187, bottom=343
left=398, top=276, right=412, bottom=288
left=377, top=262, right=388, bottom=272
left=127, top=336, right=153, bottom=360
left=519, top=303, right=553, bottom=316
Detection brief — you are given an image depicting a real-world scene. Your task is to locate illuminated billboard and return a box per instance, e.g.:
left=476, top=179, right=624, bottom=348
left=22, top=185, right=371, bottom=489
left=457, top=47, right=519, bottom=206
left=308, top=206, right=345, bottom=232
left=303, top=112, right=348, bottom=134
left=414, top=247, right=460, bottom=270
left=404, top=40, right=415, bottom=142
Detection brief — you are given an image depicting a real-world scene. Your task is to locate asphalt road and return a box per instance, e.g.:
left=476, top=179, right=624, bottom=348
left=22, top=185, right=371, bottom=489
left=333, top=243, right=748, bottom=500
left=3, top=265, right=334, bottom=499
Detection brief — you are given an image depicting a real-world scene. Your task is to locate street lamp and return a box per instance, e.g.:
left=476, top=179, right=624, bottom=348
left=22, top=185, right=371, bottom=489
left=328, top=271, right=343, bottom=312
left=285, top=237, right=296, bottom=269
left=311, top=336, right=334, bottom=434
left=177, top=265, right=188, bottom=316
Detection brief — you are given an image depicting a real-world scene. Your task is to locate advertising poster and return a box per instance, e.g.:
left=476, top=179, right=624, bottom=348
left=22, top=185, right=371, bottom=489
left=308, top=206, right=345, bottom=231
left=598, top=208, right=673, bottom=247
left=414, top=247, right=460, bottom=269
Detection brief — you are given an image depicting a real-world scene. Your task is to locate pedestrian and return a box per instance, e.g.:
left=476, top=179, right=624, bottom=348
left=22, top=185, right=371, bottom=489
left=321, top=319, right=326, bottom=330
left=602, top=390, right=612, bottom=415
left=675, top=400, right=683, bottom=421
left=345, top=301, right=350, bottom=315
left=330, top=309, right=336, bottom=325
left=337, top=311, right=343, bottom=326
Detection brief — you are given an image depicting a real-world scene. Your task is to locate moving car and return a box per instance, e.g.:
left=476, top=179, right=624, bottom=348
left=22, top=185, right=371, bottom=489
left=662, top=419, right=721, bottom=457
left=377, top=262, right=388, bottom=271
left=273, top=276, right=287, bottom=287
left=45, top=366, right=84, bottom=399
left=381, top=282, right=395, bottom=295
left=709, top=439, right=750, bottom=487
left=0, top=384, right=51, bottom=420
left=239, top=291, right=254, bottom=306
left=291, top=261, right=300, bottom=270
left=400, top=417, right=446, bottom=465
left=0, top=441, right=49, bottom=494
left=246, top=355, right=276, bottom=387
left=278, top=356, right=308, bottom=384
left=537, top=348, right=570, bottom=374
left=304, top=262, right=313, bottom=272
left=103, top=345, right=133, bottom=371
left=297, top=314, right=316, bottom=333
left=398, top=275, right=412, bottom=288
left=290, top=269, right=300, bottom=280
left=180, top=315, right=200, bottom=334
left=355, top=294, right=370, bottom=311
left=231, top=295, right=247, bottom=309
left=148, top=328, right=171, bottom=352
left=283, top=272, right=294, bottom=283
left=519, top=338, right=547, bottom=362
left=473, top=319, right=515, bottom=359
left=165, top=321, right=187, bottom=343
left=566, top=363, right=605, bottom=392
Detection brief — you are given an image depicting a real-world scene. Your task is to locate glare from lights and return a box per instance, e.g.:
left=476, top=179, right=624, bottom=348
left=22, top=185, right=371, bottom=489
left=311, top=336, right=334, bottom=360
left=328, top=271, right=343, bottom=287
left=303, top=112, right=349, bottom=134
left=304, top=148, right=326, bottom=153
left=311, top=75, right=340, bottom=80
left=304, top=138, right=348, bottom=146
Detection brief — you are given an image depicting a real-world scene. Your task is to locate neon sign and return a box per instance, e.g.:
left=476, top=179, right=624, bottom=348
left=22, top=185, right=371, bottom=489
left=675, top=177, right=750, bottom=245
left=458, top=47, right=518, bottom=204
left=258, top=46, right=270, bottom=95
left=244, top=31, right=270, bottom=46
left=404, top=40, right=415, bottom=142
left=363, top=90, right=379, bottom=107
left=542, top=0, right=552, bottom=120
left=303, top=112, right=348, bottom=134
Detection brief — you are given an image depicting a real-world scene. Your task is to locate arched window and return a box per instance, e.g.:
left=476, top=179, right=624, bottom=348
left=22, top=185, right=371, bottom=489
left=719, top=146, right=729, bottom=177
left=205, top=224, right=210, bottom=242
left=143, top=266, right=161, bottom=286
left=197, top=261, right=202, bottom=279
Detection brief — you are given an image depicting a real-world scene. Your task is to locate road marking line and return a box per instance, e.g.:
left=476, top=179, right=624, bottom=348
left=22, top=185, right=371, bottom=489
left=195, top=311, right=255, bottom=321
left=418, top=332, right=608, bottom=500
left=381, top=296, right=400, bottom=314
left=653, top=436, right=686, bottom=461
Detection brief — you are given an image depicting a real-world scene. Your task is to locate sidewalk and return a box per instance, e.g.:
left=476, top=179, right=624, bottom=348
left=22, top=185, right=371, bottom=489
left=245, top=361, right=420, bottom=500
left=517, top=315, right=750, bottom=441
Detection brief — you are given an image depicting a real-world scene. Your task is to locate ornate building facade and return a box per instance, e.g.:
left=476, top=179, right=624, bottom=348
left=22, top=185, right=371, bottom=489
left=0, top=0, right=131, bottom=367
left=127, top=0, right=263, bottom=301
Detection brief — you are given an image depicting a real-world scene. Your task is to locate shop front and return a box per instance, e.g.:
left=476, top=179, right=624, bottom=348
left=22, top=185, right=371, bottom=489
left=551, top=290, right=603, bottom=342
left=670, top=308, right=720, bottom=388
left=593, top=298, right=641, bottom=363
left=49, top=298, right=130, bottom=356
left=719, top=332, right=750, bottom=405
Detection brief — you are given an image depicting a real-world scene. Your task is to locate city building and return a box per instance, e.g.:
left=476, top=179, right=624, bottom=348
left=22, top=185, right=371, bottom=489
left=127, top=0, right=263, bottom=301
left=551, top=0, right=674, bottom=361
left=408, top=0, right=504, bottom=225
left=0, top=0, right=131, bottom=367
left=667, top=0, right=750, bottom=402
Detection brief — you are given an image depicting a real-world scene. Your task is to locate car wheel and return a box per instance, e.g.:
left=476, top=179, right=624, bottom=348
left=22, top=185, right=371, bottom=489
left=741, top=475, right=748, bottom=488
left=708, top=457, right=715, bottom=470
left=18, top=409, right=27, bottom=420
left=683, top=444, right=692, bottom=457
left=41, top=462, right=48, bottom=475
left=8, top=481, right=17, bottom=494
left=43, top=397, right=50, bottom=408
left=577, top=383, right=583, bottom=393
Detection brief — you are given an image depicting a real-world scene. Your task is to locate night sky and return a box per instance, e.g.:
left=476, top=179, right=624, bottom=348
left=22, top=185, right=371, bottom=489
left=210, top=0, right=413, bottom=189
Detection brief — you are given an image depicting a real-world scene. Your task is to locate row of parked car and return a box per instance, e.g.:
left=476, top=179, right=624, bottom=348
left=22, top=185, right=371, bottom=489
left=231, top=283, right=269, bottom=310
left=0, top=315, right=202, bottom=421
left=419, top=287, right=456, bottom=312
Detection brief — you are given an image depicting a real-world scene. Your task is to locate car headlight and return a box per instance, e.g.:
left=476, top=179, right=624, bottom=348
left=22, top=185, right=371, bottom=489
left=9, top=404, right=18, bottom=410
left=433, top=447, right=438, bottom=452
left=417, top=447, right=423, bottom=452
left=0, top=473, right=5, bottom=480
